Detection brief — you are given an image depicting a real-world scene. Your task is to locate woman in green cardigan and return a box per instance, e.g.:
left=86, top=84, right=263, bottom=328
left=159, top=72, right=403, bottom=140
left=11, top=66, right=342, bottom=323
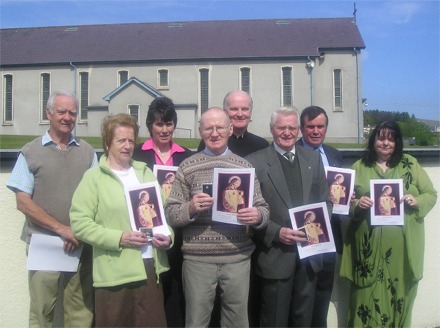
left=71, top=114, right=172, bottom=327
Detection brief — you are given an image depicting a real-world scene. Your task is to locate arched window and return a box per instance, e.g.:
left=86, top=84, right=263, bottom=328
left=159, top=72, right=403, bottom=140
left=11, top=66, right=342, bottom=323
left=199, top=68, right=209, bottom=112
left=40, top=73, right=51, bottom=122
left=240, top=67, right=251, bottom=94
left=282, top=66, right=293, bottom=106
left=79, top=72, right=89, bottom=121
left=333, top=69, right=343, bottom=110
left=3, top=74, right=13, bottom=123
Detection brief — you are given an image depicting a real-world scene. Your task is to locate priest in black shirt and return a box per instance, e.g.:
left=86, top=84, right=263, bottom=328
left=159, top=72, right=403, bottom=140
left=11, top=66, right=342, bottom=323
left=197, top=90, right=269, bottom=157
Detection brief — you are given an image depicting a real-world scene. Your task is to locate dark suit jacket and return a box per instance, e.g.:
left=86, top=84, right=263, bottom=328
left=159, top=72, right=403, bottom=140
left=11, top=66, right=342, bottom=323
left=296, top=138, right=344, bottom=254
left=246, top=145, right=332, bottom=280
left=132, top=143, right=193, bottom=171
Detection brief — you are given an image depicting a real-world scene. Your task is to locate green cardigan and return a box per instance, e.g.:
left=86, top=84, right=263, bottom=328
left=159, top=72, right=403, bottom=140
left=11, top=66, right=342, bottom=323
left=70, top=155, right=171, bottom=287
left=340, top=154, right=437, bottom=284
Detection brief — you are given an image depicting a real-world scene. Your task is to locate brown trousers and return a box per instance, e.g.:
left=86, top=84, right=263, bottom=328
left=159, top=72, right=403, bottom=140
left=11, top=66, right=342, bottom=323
left=94, top=259, right=166, bottom=327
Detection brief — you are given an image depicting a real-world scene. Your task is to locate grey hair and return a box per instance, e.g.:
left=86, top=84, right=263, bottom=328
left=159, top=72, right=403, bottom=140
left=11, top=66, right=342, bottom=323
left=46, top=91, right=79, bottom=114
left=270, top=106, right=299, bottom=127
left=223, top=90, right=253, bottom=110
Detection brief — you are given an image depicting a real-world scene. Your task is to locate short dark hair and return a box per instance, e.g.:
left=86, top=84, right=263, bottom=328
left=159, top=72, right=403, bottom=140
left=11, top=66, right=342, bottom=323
left=362, top=120, right=403, bottom=168
left=146, top=97, right=177, bottom=136
left=300, top=106, right=329, bottom=127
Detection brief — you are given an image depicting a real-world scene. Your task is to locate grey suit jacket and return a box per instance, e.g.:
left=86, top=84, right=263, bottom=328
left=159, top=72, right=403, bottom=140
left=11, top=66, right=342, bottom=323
left=246, top=145, right=333, bottom=280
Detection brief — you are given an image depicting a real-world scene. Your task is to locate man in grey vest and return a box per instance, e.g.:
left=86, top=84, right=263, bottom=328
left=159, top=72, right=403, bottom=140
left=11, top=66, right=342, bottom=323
left=7, top=91, right=97, bottom=327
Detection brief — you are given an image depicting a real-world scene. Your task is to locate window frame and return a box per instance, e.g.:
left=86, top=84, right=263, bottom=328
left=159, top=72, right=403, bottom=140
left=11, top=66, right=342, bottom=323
left=240, top=67, right=251, bottom=95
left=118, top=70, right=129, bottom=86
left=40, top=73, right=51, bottom=123
left=281, top=66, right=293, bottom=106
left=128, top=104, right=140, bottom=124
left=79, top=71, right=89, bottom=122
left=333, top=68, right=343, bottom=111
left=3, top=74, right=13, bottom=124
left=158, top=69, right=169, bottom=89
left=199, top=68, right=209, bottom=112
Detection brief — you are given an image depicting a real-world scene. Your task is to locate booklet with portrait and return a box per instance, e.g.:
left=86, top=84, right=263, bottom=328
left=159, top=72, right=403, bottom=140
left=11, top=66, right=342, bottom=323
left=324, top=166, right=355, bottom=215
left=370, top=179, right=404, bottom=225
left=125, top=181, right=171, bottom=238
left=211, top=167, right=255, bottom=225
left=289, top=202, right=336, bottom=259
left=153, top=164, right=178, bottom=203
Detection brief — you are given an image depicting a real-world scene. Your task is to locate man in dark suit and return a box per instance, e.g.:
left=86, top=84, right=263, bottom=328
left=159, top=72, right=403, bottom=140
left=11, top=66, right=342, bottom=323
left=246, top=106, right=332, bottom=327
left=297, top=105, right=343, bottom=327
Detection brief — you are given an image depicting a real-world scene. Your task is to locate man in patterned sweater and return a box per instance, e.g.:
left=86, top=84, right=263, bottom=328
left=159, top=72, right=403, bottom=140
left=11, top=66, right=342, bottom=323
left=165, top=107, right=269, bottom=328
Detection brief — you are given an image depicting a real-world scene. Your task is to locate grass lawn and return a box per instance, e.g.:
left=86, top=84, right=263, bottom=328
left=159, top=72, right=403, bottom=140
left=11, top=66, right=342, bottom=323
left=0, top=135, right=203, bottom=150
left=2, top=135, right=430, bottom=150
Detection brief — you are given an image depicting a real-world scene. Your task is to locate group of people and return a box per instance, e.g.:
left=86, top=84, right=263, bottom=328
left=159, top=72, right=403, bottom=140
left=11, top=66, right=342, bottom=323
left=7, top=89, right=437, bottom=328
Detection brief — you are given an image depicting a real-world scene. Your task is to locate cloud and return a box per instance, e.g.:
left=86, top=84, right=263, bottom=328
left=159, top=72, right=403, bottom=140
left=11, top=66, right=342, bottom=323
left=383, top=1, right=422, bottom=24
left=365, top=1, right=423, bottom=26
left=357, top=1, right=427, bottom=38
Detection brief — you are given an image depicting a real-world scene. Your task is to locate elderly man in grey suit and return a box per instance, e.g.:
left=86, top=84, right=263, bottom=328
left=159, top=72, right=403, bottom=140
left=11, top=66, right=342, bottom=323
left=246, top=106, right=332, bottom=327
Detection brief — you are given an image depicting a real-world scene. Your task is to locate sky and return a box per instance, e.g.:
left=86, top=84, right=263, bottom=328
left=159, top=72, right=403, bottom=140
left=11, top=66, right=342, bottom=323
left=1, top=0, right=439, bottom=120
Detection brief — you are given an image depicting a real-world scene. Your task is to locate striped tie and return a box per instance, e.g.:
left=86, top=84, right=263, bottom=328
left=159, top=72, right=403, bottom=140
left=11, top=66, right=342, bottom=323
left=284, top=152, right=294, bottom=163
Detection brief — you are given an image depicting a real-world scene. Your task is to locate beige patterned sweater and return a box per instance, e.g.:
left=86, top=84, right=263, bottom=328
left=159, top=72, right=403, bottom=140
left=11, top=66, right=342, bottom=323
left=165, top=150, right=269, bottom=264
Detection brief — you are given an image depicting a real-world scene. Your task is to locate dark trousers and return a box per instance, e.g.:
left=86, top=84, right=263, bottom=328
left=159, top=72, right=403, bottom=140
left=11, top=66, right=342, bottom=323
left=311, top=252, right=336, bottom=327
left=162, top=228, right=186, bottom=327
left=260, top=260, right=318, bottom=327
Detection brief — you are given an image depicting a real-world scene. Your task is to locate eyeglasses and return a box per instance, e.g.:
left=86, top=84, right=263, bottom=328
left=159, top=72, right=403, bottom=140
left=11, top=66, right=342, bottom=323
left=200, top=125, right=230, bottom=135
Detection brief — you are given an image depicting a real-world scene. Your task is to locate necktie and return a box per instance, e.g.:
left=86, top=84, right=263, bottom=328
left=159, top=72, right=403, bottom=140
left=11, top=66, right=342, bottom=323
left=314, top=146, right=329, bottom=166
left=284, top=152, right=294, bottom=163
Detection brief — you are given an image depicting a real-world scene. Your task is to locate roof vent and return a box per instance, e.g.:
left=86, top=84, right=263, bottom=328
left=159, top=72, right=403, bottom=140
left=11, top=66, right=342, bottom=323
left=276, top=20, right=290, bottom=25
left=169, top=23, right=183, bottom=28
left=64, top=27, right=78, bottom=32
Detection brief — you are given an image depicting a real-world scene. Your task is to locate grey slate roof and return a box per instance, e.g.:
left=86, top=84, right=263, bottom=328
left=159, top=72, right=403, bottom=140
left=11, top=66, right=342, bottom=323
left=0, top=18, right=365, bottom=66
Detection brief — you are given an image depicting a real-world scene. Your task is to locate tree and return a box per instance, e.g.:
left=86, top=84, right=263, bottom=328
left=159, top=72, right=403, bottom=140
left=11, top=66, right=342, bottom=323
left=364, top=110, right=432, bottom=145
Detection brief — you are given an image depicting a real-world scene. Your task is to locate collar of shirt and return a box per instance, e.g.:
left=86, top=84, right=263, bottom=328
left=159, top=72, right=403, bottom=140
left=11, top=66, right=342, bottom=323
left=301, top=140, right=322, bottom=152
left=141, top=138, right=185, bottom=154
left=301, top=140, right=329, bottom=166
left=42, top=131, right=78, bottom=148
left=203, top=147, right=230, bottom=157
left=273, top=142, right=295, bottom=157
